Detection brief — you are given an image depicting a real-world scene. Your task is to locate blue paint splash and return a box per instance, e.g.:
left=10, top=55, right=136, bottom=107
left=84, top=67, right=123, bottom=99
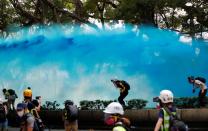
left=0, top=25, right=207, bottom=106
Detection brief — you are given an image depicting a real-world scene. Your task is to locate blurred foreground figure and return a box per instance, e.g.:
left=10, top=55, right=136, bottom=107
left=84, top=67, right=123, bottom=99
left=0, top=98, right=8, bottom=131
left=103, top=102, right=131, bottom=131
left=16, top=103, right=35, bottom=131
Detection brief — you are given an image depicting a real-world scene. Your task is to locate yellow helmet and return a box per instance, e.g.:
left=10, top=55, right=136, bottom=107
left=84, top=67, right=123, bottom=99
left=23, top=87, right=32, bottom=98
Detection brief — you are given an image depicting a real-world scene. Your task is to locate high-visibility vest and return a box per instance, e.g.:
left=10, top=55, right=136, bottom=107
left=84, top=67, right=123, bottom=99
left=113, top=125, right=126, bottom=131
left=161, top=108, right=176, bottom=131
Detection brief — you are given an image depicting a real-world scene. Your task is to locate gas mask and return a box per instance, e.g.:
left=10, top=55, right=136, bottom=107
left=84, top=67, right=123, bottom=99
left=104, top=114, right=117, bottom=126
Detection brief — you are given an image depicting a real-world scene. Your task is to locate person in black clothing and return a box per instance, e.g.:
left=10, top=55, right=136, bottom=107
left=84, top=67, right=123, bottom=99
left=27, top=100, right=44, bottom=131
left=63, top=100, right=78, bottom=131
left=111, top=79, right=130, bottom=106
left=2, top=88, right=18, bottom=110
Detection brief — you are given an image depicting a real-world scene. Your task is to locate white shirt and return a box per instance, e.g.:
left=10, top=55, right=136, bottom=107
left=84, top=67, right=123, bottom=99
left=194, top=80, right=207, bottom=90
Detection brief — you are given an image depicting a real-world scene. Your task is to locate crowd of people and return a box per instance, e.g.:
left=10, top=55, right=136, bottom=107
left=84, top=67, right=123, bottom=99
left=0, top=86, right=80, bottom=131
left=0, top=76, right=206, bottom=131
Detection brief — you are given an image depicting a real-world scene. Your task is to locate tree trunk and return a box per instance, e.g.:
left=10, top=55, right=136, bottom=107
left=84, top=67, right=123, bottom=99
left=73, top=0, right=84, bottom=23
left=97, top=1, right=106, bottom=29
left=140, top=6, right=156, bottom=26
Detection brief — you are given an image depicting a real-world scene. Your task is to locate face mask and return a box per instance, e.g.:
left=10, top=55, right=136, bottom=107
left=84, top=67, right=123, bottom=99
left=104, top=114, right=117, bottom=126
left=17, top=110, right=24, bottom=117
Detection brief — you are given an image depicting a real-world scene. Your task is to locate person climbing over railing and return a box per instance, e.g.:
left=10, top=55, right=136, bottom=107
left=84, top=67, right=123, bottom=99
left=111, top=79, right=130, bottom=107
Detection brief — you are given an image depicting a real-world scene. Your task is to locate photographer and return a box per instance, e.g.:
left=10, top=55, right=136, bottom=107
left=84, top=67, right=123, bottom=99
left=153, top=90, right=188, bottom=131
left=188, top=76, right=207, bottom=107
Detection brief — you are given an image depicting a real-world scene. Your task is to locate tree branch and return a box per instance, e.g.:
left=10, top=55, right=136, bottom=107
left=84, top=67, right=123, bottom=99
left=9, top=0, right=41, bottom=24
left=106, top=0, right=117, bottom=8
left=41, top=0, right=98, bottom=29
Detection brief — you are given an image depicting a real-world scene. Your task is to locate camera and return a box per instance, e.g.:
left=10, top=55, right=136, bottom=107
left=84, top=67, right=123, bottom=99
left=111, top=79, right=118, bottom=82
left=36, top=96, right=41, bottom=100
left=153, top=97, right=160, bottom=102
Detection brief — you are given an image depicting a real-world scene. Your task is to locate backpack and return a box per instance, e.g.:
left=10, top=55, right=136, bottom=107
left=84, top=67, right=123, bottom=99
left=0, top=104, right=6, bottom=122
left=164, top=107, right=188, bottom=131
left=121, top=81, right=130, bottom=90
left=23, top=113, right=40, bottom=131
left=65, top=105, right=78, bottom=121
left=195, top=77, right=206, bottom=83
left=30, top=109, right=44, bottom=131
left=7, top=89, right=15, bottom=95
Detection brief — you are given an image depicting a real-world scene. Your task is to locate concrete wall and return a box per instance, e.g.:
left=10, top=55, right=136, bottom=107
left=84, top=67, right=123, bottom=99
left=39, top=109, right=208, bottom=130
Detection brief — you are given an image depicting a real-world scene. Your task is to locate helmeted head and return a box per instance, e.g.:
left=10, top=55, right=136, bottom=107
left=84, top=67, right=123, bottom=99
left=103, top=102, right=124, bottom=126
left=27, top=102, right=35, bottom=111
left=23, top=87, right=32, bottom=100
left=16, top=103, right=27, bottom=117
left=159, top=90, right=174, bottom=104
left=104, top=102, right=124, bottom=115
left=32, top=99, right=39, bottom=107
left=64, top=100, right=74, bottom=106
left=2, top=88, right=7, bottom=93
left=16, top=103, right=27, bottom=111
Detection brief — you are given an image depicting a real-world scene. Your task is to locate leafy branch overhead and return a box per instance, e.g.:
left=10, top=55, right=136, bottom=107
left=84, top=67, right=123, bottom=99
left=0, top=0, right=207, bottom=38
left=41, top=97, right=208, bottom=111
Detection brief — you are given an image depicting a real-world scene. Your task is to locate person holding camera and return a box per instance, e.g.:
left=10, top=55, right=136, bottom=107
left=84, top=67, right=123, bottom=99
left=188, top=76, right=207, bottom=107
left=154, top=90, right=188, bottom=131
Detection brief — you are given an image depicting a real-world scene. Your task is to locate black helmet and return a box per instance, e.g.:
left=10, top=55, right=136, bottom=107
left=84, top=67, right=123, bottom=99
left=2, top=88, right=7, bottom=93
left=27, top=102, right=35, bottom=111
left=32, top=99, right=39, bottom=107
left=64, top=100, right=73, bottom=106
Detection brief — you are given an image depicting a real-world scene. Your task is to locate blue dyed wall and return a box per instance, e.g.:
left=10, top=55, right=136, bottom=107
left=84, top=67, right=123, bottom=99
left=0, top=25, right=207, bottom=106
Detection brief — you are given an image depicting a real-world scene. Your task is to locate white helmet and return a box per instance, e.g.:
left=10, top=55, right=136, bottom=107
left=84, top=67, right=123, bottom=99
left=159, top=90, right=174, bottom=103
left=103, top=102, right=124, bottom=115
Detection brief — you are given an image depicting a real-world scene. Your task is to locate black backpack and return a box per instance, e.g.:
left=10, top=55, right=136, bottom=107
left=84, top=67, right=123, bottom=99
left=121, top=81, right=130, bottom=90
left=164, top=107, right=188, bottom=131
left=65, top=105, right=78, bottom=121
left=7, top=89, right=15, bottom=95
left=195, top=77, right=206, bottom=83
left=23, top=113, right=40, bottom=131
left=0, top=104, right=6, bottom=122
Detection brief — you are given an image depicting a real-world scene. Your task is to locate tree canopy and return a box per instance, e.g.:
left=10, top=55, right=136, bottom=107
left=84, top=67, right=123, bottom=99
left=0, top=0, right=207, bottom=38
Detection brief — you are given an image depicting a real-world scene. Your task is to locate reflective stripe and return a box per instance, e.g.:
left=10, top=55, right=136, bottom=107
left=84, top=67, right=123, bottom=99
left=113, top=126, right=126, bottom=131
left=161, top=108, right=176, bottom=131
